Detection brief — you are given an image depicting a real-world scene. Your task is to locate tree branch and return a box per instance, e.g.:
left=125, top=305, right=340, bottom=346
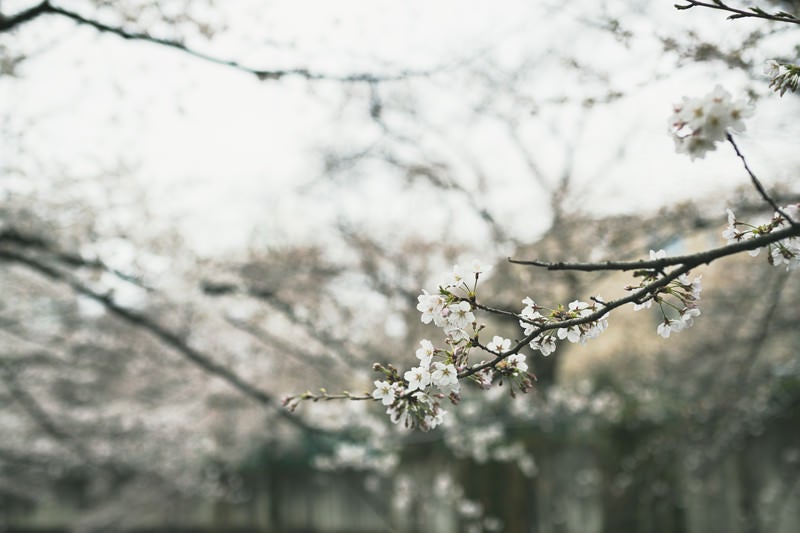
left=459, top=262, right=695, bottom=378
left=468, top=214, right=799, bottom=377
left=1, top=1, right=434, bottom=83
left=675, top=1, right=800, bottom=25
left=508, top=223, right=800, bottom=271
left=0, top=228, right=151, bottom=289
left=0, top=247, right=320, bottom=434
left=726, top=134, right=796, bottom=225
left=0, top=0, right=51, bottom=32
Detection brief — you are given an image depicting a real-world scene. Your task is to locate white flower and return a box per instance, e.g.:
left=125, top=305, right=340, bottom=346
left=530, top=334, right=557, bottom=356
left=444, top=325, right=471, bottom=343
left=413, top=390, right=433, bottom=407
left=722, top=208, right=739, bottom=242
left=388, top=404, right=411, bottom=426
left=766, top=61, right=800, bottom=96
left=702, top=101, right=729, bottom=141
left=417, top=290, right=446, bottom=326
left=780, top=204, right=800, bottom=223
left=585, top=313, right=609, bottom=340
left=632, top=298, right=653, bottom=311
left=424, top=409, right=446, bottom=430
left=650, top=249, right=667, bottom=260
left=688, top=276, right=702, bottom=301
left=679, top=307, right=701, bottom=329
left=473, top=365, right=494, bottom=389
left=372, top=380, right=396, bottom=406
left=404, top=366, right=431, bottom=392
left=447, top=301, right=475, bottom=330
left=674, top=135, right=716, bottom=160
left=431, top=362, right=459, bottom=392
left=469, top=258, right=492, bottom=277
left=415, top=339, right=435, bottom=368
left=557, top=326, right=581, bottom=343
left=486, top=335, right=511, bottom=353
left=727, top=207, right=736, bottom=226
left=657, top=319, right=683, bottom=338
left=519, top=298, right=543, bottom=336
left=568, top=300, right=591, bottom=314
left=669, top=85, right=753, bottom=159
left=765, top=59, right=781, bottom=78
left=445, top=264, right=469, bottom=288
left=507, top=354, right=528, bottom=374
left=770, top=241, right=800, bottom=271
left=723, top=208, right=760, bottom=254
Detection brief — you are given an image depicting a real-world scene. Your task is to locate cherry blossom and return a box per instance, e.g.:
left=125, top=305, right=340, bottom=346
left=446, top=301, right=475, bottom=330
left=404, top=366, right=431, bottom=392
left=657, top=319, right=681, bottom=338
left=669, top=85, right=753, bottom=159
left=506, top=354, right=528, bottom=374
left=416, top=290, right=446, bottom=326
left=486, top=335, right=511, bottom=353
left=372, top=380, right=396, bottom=406
left=416, top=339, right=435, bottom=367
left=431, top=362, right=460, bottom=393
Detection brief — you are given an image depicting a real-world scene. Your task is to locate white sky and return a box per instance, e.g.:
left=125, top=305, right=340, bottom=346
left=2, top=0, right=799, bottom=259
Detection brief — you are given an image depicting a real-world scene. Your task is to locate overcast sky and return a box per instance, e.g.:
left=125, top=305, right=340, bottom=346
left=2, top=0, right=799, bottom=260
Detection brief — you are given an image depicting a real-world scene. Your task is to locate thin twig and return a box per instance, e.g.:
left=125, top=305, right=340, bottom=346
left=1, top=1, right=438, bottom=83
left=674, top=1, right=800, bottom=25
left=727, top=134, right=796, bottom=225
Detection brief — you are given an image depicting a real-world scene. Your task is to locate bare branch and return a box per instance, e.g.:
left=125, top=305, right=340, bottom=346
left=0, top=228, right=151, bottom=289
left=726, top=134, right=796, bottom=224
left=675, top=1, right=800, bottom=25
left=0, top=248, right=320, bottom=435
left=509, top=223, right=800, bottom=271
left=1, top=1, right=436, bottom=83
left=0, top=0, right=50, bottom=32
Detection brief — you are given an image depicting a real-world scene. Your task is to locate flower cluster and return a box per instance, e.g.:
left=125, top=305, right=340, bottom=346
left=519, top=297, right=608, bottom=357
left=372, top=260, right=492, bottom=430
left=669, top=85, right=753, bottom=159
left=479, top=335, right=535, bottom=396
left=723, top=205, right=800, bottom=271
left=765, top=59, right=800, bottom=97
left=627, top=249, right=703, bottom=338
left=372, top=368, right=447, bottom=431
left=487, top=336, right=528, bottom=376
left=371, top=342, right=460, bottom=430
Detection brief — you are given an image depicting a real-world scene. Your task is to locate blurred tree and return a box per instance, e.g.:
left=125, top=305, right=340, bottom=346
left=1, top=1, right=799, bottom=532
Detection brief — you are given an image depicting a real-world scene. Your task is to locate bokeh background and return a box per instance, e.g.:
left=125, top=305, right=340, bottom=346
left=2, top=1, right=800, bottom=531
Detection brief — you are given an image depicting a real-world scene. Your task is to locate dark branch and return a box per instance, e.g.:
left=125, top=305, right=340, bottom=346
left=726, top=134, right=796, bottom=225
left=1, top=1, right=432, bottom=83
left=0, top=228, right=150, bottom=288
left=469, top=219, right=800, bottom=377
left=460, top=261, right=696, bottom=378
left=509, top=223, right=800, bottom=271
left=0, top=0, right=51, bottom=32
left=675, top=1, right=800, bottom=25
